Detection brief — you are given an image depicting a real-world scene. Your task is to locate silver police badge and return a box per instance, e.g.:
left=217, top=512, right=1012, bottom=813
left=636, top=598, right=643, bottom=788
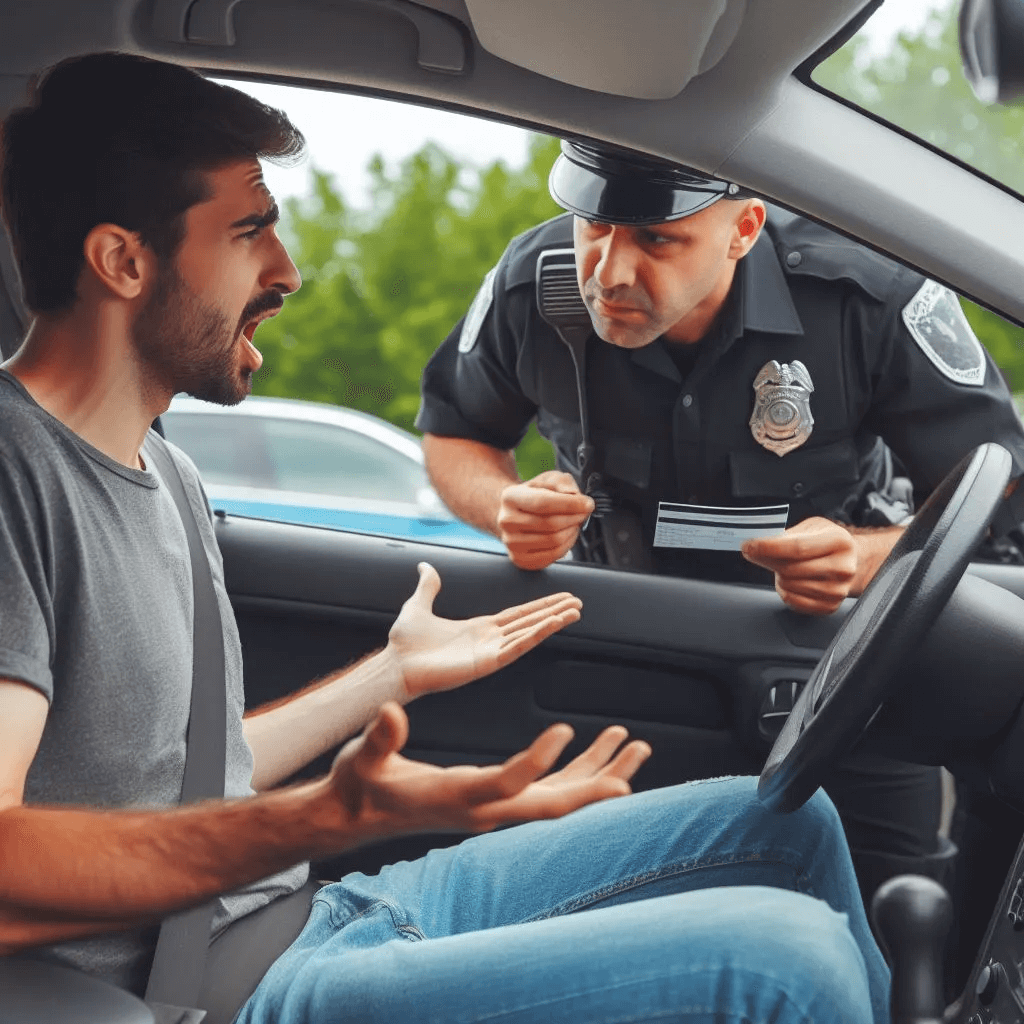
left=750, top=360, right=815, bottom=457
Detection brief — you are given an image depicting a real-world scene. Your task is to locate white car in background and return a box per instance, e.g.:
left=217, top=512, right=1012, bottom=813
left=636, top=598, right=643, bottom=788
left=161, top=395, right=504, bottom=553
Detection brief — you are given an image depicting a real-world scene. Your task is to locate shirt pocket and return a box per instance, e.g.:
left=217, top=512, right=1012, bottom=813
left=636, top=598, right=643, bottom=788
left=729, top=437, right=860, bottom=508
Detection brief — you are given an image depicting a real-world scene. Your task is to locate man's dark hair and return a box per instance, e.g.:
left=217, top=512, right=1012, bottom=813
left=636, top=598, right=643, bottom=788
left=0, top=52, right=305, bottom=314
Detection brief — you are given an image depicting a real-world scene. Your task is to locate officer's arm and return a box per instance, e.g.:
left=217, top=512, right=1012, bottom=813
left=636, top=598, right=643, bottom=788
left=423, top=434, right=594, bottom=571
left=865, top=279, right=1024, bottom=538
left=422, top=433, right=519, bottom=536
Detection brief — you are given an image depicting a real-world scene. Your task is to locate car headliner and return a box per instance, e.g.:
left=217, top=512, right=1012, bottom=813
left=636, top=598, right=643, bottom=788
left=0, top=0, right=1019, bottom=350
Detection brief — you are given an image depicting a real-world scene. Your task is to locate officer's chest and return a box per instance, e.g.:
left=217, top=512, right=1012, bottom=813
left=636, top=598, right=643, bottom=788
left=520, top=296, right=871, bottom=503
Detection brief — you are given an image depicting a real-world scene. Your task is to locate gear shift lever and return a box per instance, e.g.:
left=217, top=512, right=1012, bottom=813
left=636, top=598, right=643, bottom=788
left=871, top=875, right=952, bottom=1024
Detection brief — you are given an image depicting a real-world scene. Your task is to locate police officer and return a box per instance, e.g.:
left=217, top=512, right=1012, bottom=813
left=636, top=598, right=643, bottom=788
left=418, top=140, right=1024, bottom=607
left=415, top=140, right=1024, bottom=898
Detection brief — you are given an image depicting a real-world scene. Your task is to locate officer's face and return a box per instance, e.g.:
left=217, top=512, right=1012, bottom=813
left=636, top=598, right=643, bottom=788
left=573, top=200, right=762, bottom=349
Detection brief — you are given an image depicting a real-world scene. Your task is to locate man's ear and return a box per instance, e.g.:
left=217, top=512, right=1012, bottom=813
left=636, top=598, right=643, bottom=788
left=81, top=224, right=156, bottom=301
left=727, top=200, right=767, bottom=259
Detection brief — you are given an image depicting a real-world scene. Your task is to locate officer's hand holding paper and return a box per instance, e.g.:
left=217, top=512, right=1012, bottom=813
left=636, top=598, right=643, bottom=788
left=742, top=518, right=903, bottom=616
left=497, top=471, right=595, bottom=571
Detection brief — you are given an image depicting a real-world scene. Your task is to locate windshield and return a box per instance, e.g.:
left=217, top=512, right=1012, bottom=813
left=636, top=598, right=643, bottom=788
left=813, top=0, right=1024, bottom=199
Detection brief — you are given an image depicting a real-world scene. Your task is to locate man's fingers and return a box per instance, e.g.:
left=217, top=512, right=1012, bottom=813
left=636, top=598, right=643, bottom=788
left=494, top=595, right=582, bottom=633
left=408, top=562, right=442, bottom=610
left=492, top=592, right=582, bottom=627
left=472, top=774, right=633, bottom=829
left=550, top=725, right=630, bottom=780
left=499, top=612, right=580, bottom=652
left=599, top=739, right=653, bottom=782
left=496, top=610, right=580, bottom=664
left=462, top=723, right=574, bottom=803
left=353, top=701, right=409, bottom=770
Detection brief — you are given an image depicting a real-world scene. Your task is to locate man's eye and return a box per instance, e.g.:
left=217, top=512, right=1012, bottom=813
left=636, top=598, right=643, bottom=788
left=239, top=227, right=262, bottom=240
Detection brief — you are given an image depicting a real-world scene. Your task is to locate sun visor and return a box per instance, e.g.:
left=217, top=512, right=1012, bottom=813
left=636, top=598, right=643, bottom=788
left=462, top=0, right=748, bottom=99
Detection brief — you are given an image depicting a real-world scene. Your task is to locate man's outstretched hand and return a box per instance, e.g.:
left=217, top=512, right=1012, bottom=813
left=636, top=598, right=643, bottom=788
left=388, top=562, right=583, bottom=699
left=323, top=701, right=650, bottom=845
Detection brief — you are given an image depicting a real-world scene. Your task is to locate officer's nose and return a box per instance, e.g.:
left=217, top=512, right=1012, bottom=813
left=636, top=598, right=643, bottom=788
left=592, top=226, right=639, bottom=291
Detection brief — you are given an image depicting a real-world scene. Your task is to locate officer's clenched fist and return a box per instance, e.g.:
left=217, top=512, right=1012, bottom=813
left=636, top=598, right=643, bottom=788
left=497, top=471, right=595, bottom=570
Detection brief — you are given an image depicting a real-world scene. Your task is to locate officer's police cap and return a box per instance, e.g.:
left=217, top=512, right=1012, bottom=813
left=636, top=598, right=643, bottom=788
left=548, top=140, right=754, bottom=226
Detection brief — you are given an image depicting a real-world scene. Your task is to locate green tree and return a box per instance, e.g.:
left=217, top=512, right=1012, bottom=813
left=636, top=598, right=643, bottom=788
left=815, top=1, right=1024, bottom=392
left=253, top=135, right=562, bottom=478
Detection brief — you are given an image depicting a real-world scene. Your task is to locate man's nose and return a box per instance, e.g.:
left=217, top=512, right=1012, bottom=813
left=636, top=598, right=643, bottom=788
left=263, top=233, right=302, bottom=296
left=593, top=227, right=638, bottom=290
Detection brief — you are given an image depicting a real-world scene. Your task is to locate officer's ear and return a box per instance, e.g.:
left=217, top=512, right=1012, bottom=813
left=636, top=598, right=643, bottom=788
left=727, top=200, right=766, bottom=259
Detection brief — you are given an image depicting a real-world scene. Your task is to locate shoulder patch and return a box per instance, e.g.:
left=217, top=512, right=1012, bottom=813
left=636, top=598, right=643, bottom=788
left=901, top=281, right=986, bottom=387
left=458, top=265, right=498, bottom=353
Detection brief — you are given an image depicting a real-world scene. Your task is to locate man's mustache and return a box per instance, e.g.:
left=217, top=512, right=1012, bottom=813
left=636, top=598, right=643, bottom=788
left=237, top=291, right=285, bottom=331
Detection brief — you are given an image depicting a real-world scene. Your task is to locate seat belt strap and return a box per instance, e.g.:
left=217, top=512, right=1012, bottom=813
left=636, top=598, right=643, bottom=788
left=144, top=440, right=227, bottom=1013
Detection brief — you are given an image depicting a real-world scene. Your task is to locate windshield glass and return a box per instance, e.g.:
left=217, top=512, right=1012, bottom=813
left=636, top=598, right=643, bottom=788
left=813, top=0, right=1024, bottom=199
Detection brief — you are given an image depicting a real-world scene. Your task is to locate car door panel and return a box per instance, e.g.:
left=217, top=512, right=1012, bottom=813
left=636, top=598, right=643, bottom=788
left=223, top=510, right=1024, bottom=886
left=220, top=513, right=835, bottom=874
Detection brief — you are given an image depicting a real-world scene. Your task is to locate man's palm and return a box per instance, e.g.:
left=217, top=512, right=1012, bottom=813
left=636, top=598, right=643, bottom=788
left=389, top=562, right=582, bottom=698
left=329, top=702, right=651, bottom=841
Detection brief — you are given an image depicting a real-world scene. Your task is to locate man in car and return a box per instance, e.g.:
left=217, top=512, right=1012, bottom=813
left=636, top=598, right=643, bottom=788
left=417, top=140, right=1024, bottom=904
left=0, top=53, right=887, bottom=1024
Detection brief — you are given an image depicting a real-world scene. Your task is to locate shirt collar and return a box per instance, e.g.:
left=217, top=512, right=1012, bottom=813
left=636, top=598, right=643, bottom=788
left=738, top=229, right=805, bottom=337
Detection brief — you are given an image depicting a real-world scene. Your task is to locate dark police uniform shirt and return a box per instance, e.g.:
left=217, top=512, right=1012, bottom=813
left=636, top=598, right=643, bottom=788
left=417, top=210, right=1024, bottom=579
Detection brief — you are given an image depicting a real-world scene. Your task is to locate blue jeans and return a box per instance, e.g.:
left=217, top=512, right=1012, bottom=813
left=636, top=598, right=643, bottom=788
left=237, top=777, right=889, bottom=1024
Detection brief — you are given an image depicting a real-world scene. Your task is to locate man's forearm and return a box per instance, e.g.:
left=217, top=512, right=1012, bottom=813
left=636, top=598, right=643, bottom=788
left=0, top=777, right=340, bottom=954
left=421, top=434, right=519, bottom=536
left=243, top=647, right=405, bottom=791
left=848, top=524, right=905, bottom=595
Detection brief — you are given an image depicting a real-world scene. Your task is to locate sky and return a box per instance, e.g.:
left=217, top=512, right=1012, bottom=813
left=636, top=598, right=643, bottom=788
left=221, top=0, right=952, bottom=209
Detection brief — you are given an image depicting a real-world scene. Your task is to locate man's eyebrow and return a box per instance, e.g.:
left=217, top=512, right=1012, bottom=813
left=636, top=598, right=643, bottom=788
left=230, top=201, right=280, bottom=231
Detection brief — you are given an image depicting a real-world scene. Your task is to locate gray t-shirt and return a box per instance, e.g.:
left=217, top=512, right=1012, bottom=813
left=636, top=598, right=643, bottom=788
left=0, top=370, right=308, bottom=993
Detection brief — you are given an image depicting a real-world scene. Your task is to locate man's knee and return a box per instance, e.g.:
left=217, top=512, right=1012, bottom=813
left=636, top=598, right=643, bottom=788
left=689, top=888, right=875, bottom=1024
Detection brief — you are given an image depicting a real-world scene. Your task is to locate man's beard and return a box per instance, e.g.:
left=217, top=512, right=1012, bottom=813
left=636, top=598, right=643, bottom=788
left=131, top=262, right=279, bottom=406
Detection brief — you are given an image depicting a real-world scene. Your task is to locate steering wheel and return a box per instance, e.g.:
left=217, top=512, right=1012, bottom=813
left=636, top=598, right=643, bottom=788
left=758, top=442, right=1013, bottom=813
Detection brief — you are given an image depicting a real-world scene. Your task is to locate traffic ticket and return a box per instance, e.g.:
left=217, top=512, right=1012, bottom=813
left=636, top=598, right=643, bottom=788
left=653, top=502, right=790, bottom=551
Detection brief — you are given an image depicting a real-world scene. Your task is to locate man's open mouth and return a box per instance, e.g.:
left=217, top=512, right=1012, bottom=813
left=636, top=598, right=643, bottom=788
left=241, top=308, right=279, bottom=342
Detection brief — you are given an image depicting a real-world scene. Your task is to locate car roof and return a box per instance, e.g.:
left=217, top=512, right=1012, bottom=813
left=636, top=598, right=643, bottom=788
left=0, top=0, right=1019, bottom=335
left=166, top=394, right=426, bottom=464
